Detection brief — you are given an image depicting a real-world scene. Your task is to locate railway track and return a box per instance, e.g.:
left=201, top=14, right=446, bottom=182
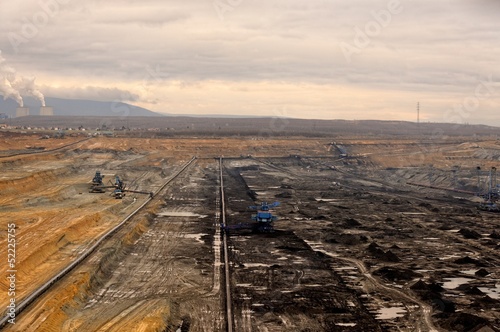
left=0, top=157, right=196, bottom=329
left=219, top=157, right=234, bottom=332
left=249, top=156, right=299, bottom=177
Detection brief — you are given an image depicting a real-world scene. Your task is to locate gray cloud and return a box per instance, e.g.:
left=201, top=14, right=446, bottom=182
left=41, top=85, right=140, bottom=102
left=0, top=0, right=499, bottom=124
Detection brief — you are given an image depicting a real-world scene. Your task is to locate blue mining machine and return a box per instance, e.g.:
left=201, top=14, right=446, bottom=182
left=223, top=201, right=280, bottom=233
left=250, top=201, right=280, bottom=231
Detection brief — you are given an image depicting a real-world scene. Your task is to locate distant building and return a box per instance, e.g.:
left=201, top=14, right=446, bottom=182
left=40, top=106, right=54, bottom=116
left=16, top=107, right=29, bottom=117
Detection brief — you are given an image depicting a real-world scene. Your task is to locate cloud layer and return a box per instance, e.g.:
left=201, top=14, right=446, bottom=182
left=0, top=0, right=499, bottom=125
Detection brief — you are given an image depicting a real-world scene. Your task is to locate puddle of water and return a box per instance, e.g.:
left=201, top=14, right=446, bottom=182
left=478, top=284, right=500, bottom=299
left=244, top=263, right=270, bottom=268
left=423, top=238, right=440, bottom=240
left=316, top=249, right=339, bottom=257
left=460, top=269, right=478, bottom=276
left=304, top=240, right=322, bottom=246
left=334, top=266, right=357, bottom=271
left=157, top=211, right=208, bottom=218
left=183, top=233, right=206, bottom=244
left=315, top=198, right=340, bottom=202
left=336, top=323, right=357, bottom=327
left=439, top=254, right=461, bottom=260
left=343, top=230, right=367, bottom=235
left=376, top=307, right=406, bottom=320
left=304, top=239, right=340, bottom=258
left=442, top=277, right=473, bottom=290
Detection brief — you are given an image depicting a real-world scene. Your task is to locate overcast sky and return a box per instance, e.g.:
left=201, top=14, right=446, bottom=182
left=1, top=0, right=499, bottom=125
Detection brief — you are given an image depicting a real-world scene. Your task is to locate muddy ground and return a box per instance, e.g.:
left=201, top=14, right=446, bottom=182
left=0, top=133, right=499, bottom=331
left=223, top=156, right=499, bottom=331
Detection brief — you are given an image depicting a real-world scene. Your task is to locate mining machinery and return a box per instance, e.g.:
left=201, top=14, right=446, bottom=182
left=248, top=201, right=281, bottom=232
left=222, top=201, right=280, bottom=233
left=249, top=201, right=280, bottom=229
left=92, top=171, right=104, bottom=185
left=110, top=175, right=153, bottom=199
left=478, top=167, right=499, bottom=212
left=89, top=171, right=112, bottom=193
left=111, top=175, right=126, bottom=198
left=89, top=173, right=153, bottom=199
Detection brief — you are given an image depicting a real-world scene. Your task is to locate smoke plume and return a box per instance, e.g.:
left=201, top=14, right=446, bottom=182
left=0, top=51, right=24, bottom=107
left=0, top=78, right=24, bottom=107
left=13, top=76, right=46, bottom=107
left=0, top=51, right=45, bottom=107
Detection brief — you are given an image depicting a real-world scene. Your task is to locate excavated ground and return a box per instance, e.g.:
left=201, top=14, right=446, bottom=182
left=0, top=134, right=499, bottom=331
left=223, top=156, right=499, bottom=331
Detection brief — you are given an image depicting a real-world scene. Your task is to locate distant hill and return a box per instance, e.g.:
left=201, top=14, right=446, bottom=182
left=0, top=96, right=163, bottom=117
left=5, top=116, right=500, bottom=138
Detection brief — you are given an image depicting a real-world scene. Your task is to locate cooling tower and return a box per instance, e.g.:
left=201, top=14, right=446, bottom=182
left=40, top=106, right=54, bottom=116
left=16, top=107, right=29, bottom=117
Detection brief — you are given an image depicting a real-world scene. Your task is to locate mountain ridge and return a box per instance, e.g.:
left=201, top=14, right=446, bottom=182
left=0, top=96, right=162, bottom=117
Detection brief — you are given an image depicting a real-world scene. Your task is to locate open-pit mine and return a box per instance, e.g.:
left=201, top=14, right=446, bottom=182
left=0, top=127, right=499, bottom=332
